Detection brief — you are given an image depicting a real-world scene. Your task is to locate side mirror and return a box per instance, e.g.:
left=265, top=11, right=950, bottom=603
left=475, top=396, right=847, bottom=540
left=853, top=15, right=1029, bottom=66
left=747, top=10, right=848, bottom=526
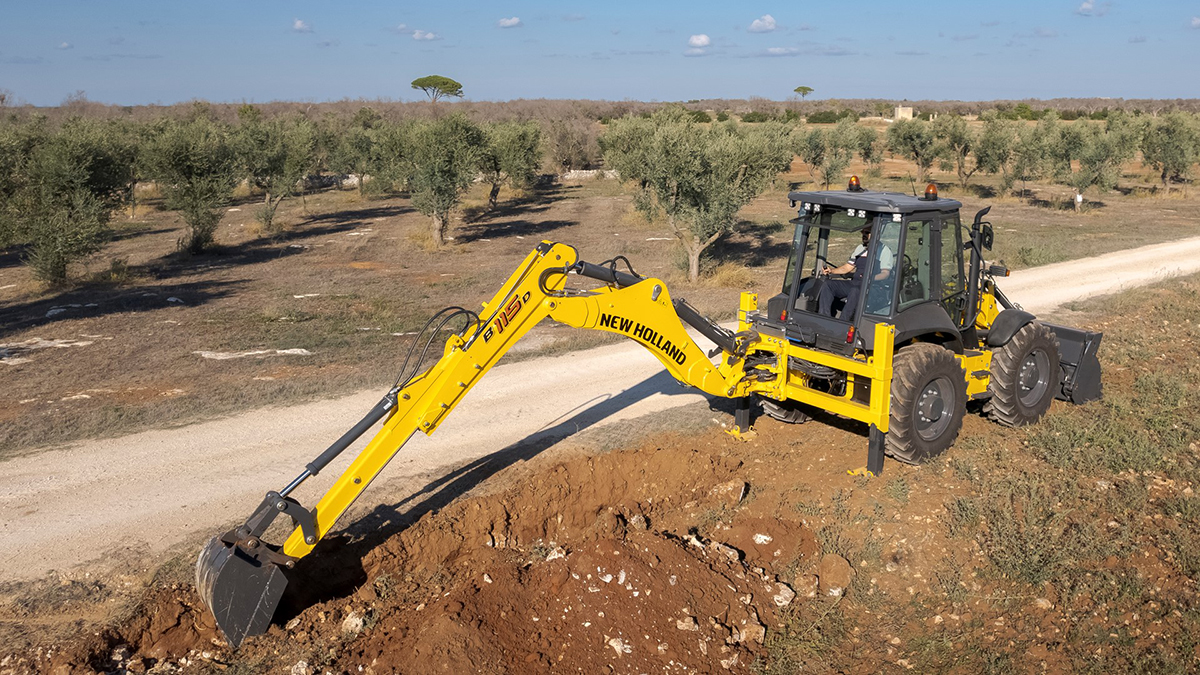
left=981, top=223, right=994, bottom=251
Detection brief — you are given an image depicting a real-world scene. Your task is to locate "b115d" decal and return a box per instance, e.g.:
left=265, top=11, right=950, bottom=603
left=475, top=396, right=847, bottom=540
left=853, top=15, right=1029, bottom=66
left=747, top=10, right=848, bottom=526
left=482, top=291, right=532, bottom=343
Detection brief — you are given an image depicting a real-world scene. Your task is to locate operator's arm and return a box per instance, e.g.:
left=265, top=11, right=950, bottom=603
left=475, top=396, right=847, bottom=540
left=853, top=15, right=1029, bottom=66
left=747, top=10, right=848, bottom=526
left=874, top=246, right=895, bottom=281
left=823, top=261, right=855, bottom=276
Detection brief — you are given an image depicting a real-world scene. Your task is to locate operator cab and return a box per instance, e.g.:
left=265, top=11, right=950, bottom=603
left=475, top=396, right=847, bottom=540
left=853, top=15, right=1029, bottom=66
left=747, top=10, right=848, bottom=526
left=760, top=178, right=968, bottom=355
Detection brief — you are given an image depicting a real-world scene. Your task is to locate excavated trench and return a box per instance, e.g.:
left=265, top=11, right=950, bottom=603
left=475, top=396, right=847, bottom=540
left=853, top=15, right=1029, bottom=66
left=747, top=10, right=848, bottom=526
left=32, top=432, right=821, bottom=674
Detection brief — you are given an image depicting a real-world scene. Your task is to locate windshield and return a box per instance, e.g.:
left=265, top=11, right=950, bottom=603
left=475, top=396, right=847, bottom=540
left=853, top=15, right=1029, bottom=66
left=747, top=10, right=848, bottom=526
left=785, top=209, right=875, bottom=293
left=784, top=211, right=899, bottom=319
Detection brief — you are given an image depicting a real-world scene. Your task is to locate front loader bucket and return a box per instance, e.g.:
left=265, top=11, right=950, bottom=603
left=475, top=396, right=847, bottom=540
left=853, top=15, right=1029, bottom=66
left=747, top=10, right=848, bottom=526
left=1045, top=322, right=1103, bottom=405
left=196, top=536, right=289, bottom=649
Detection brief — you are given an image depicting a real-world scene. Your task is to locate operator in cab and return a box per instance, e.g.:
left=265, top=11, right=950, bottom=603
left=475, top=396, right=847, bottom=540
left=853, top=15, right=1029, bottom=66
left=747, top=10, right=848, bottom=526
left=817, top=226, right=894, bottom=319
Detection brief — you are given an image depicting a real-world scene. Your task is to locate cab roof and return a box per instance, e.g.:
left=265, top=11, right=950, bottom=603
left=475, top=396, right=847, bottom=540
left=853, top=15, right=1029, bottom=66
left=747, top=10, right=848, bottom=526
left=787, top=188, right=962, bottom=215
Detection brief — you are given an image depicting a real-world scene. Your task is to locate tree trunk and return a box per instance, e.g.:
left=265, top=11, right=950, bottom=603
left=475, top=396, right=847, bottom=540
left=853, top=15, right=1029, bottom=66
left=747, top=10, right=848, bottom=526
left=431, top=212, right=447, bottom=247
left=688, top=245, right=701, bottom=283
left=488, top=182, right=501, bottom=210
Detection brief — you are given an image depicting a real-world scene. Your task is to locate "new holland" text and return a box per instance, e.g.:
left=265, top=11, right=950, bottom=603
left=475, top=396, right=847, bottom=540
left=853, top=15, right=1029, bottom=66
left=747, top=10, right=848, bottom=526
left=598, top=313, right=687, bottom=365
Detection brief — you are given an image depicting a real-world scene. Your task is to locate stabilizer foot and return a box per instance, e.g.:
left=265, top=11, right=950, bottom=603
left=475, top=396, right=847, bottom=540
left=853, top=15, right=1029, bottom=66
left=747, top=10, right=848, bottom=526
left=866, top=424, right=885, bottom=476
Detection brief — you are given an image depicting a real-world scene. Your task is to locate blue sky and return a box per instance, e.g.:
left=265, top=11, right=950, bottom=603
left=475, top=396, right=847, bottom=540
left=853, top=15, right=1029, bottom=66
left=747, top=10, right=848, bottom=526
left=1, top=1, right=1197, bottom=106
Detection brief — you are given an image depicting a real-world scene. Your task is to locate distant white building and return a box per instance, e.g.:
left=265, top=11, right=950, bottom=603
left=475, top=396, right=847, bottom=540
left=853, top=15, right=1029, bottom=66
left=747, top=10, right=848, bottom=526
left=894, top=106, right=914, bottom=121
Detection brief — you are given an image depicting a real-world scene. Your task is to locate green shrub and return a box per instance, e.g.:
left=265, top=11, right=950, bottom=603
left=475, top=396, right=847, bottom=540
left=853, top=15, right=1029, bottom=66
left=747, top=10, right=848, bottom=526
left=688, top=110, right=712, bottom=123
left=741, top=111, right=773, bottom=123
left=1, top=118, right=134, bottom=282
left=143, top=117, right=239, bottom=254
left=715, top=111, right=729, bottom=122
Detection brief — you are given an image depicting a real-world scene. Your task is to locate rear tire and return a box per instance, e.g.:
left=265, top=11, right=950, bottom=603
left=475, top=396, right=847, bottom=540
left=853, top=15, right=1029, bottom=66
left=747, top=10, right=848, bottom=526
left=760, top=397, right=813, bottom=424
left=985, top=321, right=1061, bottom=427
left=885, top=343, right=967, bottom=464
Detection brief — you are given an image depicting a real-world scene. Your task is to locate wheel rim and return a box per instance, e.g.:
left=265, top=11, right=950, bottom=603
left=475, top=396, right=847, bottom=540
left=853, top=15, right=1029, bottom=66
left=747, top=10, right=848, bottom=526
left=914, top=376, right=954, bottom=441
left=1017, top=349, right=1051, bottom=407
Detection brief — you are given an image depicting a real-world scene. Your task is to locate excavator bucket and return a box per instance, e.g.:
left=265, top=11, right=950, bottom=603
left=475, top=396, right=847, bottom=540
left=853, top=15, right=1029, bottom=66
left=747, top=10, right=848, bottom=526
left=195, top=535, right=289, bottom=649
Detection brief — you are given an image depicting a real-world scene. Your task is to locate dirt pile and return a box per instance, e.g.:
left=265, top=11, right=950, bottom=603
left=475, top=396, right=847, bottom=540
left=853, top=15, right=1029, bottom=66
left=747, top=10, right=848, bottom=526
left=11, top=431, right=824, bottom=673
left=276, top=438, right=818, bottom=673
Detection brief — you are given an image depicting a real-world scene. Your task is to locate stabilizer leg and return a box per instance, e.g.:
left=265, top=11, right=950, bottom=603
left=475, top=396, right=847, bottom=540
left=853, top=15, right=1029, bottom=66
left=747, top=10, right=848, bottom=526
left=867, top=424, right=885, bottom=476
left=849, top=424, right=886, bottom=477
left=726, top=396, right=756, bottom=440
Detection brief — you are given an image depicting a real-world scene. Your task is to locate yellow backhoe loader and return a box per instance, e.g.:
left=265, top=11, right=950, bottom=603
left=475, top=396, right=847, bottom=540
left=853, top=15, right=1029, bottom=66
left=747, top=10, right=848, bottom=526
left=197, top=180, right=1103, bottom=647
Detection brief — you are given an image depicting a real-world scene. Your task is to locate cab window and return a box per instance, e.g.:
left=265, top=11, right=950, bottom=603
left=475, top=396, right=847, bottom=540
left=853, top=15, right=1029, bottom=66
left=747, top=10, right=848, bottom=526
left=939, top=213, right=966, bottom=324
left=897, top=218, right=934, bottom=311
left=864, top=220, right=901, bottom=316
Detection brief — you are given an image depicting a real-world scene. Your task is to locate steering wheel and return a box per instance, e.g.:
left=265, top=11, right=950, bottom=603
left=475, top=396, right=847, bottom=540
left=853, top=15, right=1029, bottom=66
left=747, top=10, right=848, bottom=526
left=900, top=254, right=922, bottom=299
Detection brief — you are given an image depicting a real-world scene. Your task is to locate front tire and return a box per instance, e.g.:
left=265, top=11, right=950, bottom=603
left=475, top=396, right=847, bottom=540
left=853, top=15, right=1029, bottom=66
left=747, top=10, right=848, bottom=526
left=885, top=343, right=967, bottom=464
left=985, top=321, right=1061, bottom=427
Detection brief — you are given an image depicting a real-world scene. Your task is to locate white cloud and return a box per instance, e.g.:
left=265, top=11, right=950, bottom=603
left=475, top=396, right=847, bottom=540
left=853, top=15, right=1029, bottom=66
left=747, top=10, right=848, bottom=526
left=413, top=30, right=438, bottom=40
left=763, top=46, right=799, bottom=56
left=683, top=48, right=708, bottom=57
left=687, top=34, right=711, bottom=47
left=498, top=17, right=522, bottom=28
left=1076, top=1, right=1110, bottom=16
left=57, top=41, right=73, bottom=50
left=748, top=15, right=777, bottom=33
left=292, top=18, right=313, bottom=33
left=1192, top=16, right=1200, bottom=28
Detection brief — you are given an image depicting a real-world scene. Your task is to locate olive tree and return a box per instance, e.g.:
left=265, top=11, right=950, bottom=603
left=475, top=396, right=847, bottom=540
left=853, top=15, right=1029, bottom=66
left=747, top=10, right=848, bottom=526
left=800, top=119, right=860, bottom=189
left=1010, top=125, right=1049, bottom=197
left=143, top=117, right=239, bottom=253
left=1068, top=125, right=1123, bottom=203
left=855, top=125, right=884, bottom=177
left=404, top=114, right=486, bottom=247
left=1, top=118, right=134, bottom=282
left=327, top=107, right=380, bottom=194
left=601, top=109, right=792, bottom=282
left=886, top=118, right=937, bottom=182
left=1141, top=112, right=1200, bottom=190
left=796, top=127, right=825, bottom=182
left=974, top=113, right=1017, bottom=193
left=479, top=121, right=541, bottom=208
left=367, top=120, right=412, bottom=191
left=933, top=115, right=978, bottom=188
left=235, top=110, right=317, bottom=233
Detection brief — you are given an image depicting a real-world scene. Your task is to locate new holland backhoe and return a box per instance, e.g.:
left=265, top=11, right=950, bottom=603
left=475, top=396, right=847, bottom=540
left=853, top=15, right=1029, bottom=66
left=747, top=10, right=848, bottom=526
left=197, top=179, right=1103, bottom=647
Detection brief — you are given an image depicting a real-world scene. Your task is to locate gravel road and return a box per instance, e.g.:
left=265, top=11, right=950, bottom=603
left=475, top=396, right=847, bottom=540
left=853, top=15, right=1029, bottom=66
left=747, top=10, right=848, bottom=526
left=3, top=236, right=1200, bottom=580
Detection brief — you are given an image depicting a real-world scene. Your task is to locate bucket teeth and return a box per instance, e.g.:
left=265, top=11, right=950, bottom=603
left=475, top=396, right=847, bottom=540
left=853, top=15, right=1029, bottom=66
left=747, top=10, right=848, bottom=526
left=195, top=536, right=290, bottom=648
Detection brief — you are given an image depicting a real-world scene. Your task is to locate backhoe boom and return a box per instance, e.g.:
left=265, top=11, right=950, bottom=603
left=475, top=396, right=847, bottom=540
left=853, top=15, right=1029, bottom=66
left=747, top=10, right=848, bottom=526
left=197, top=241, right=756, bottom=647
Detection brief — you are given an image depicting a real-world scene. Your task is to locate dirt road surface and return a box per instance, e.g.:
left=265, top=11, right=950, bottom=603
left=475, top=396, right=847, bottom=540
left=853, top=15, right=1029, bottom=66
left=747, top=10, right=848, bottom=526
left=3, top=236, right=1200, bottom=580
